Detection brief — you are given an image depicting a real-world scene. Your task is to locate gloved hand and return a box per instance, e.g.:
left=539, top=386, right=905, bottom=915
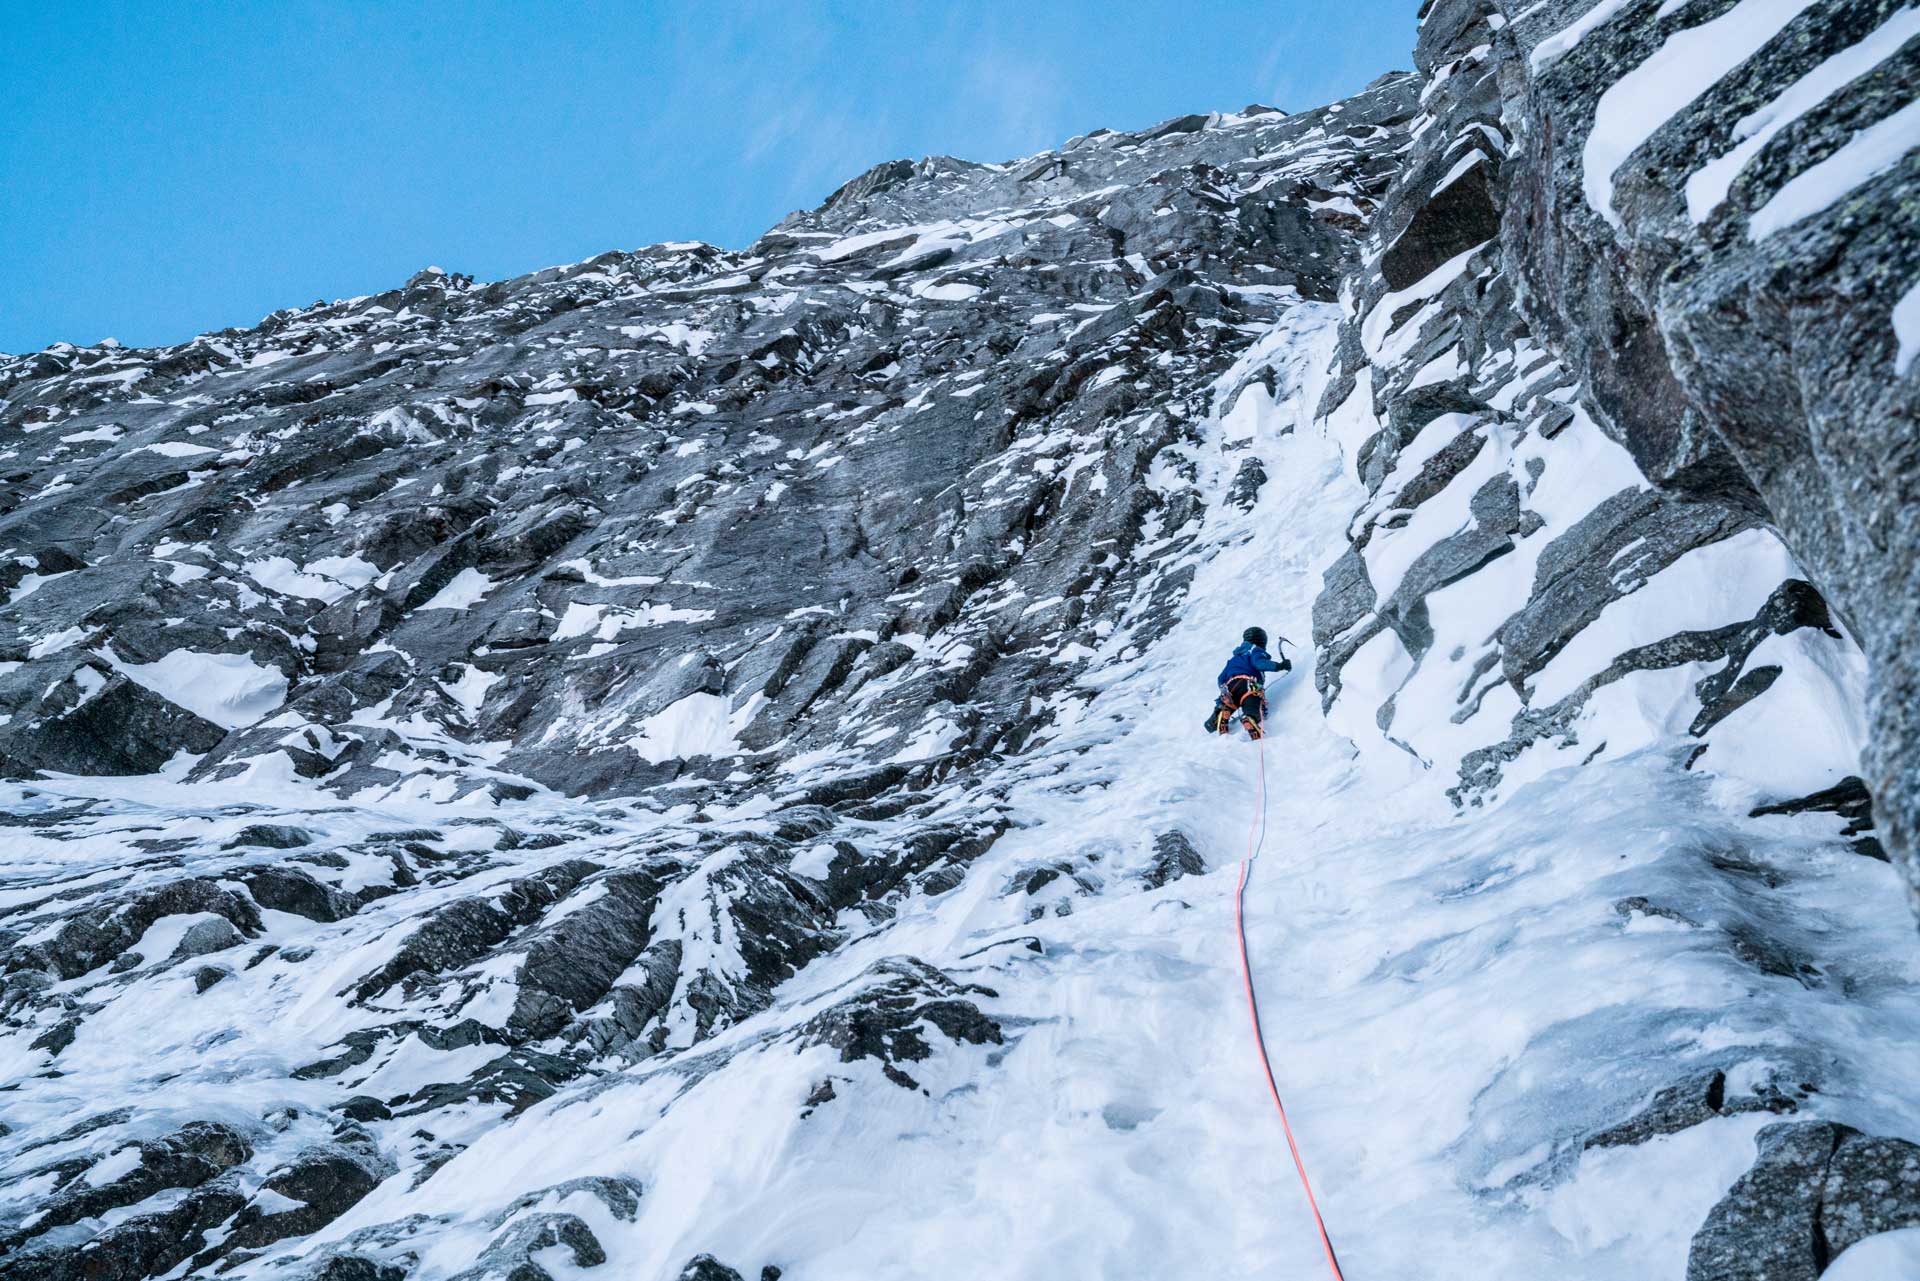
left=1278, top=657, right=1292, bottom=673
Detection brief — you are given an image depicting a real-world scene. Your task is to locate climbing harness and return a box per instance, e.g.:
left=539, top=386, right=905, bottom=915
left=1207, top=635, right=1295, bottom=738
left=1215, top=674, right=1266, bottom=736
left=1235, top=732, right=1347, bottom=1281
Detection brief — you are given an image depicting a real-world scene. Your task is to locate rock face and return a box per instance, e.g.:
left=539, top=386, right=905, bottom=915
left=1311, top=0, right=1887, bottom=839
left=0, top=93, right=1400, bottom=809
left=1323, top=0, right=1915, bottom=903
left=1493, top=0, right=1920, bottom=914
left=0, top=4, right=1916, bottom=1278
left=1689, top=1122, right=1920, bottom=1279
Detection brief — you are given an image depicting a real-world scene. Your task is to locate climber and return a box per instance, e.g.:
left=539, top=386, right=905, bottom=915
left=1205, top=626, right=1291, bottom=740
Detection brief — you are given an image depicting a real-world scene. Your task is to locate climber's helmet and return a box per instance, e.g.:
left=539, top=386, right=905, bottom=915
left=1243, top=626, right=1268, bottom=649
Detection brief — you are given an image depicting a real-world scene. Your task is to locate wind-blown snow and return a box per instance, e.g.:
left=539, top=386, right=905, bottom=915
left=1530, top=0, right=1634, bottom=71
left=6, top=571, right=72, bottom=605
left=1826, top=1227, right=1920, bottom=1278
left=139, top=441, right=220, bottom=458
left=417, top=568, right=495, bottom=612
left=1361, top=246, right=1482, bottom=361
left=99, top=645, right=288, bottom=729
left=1684, top=6, right=1920, bottom=223
left=1701, top=624, right=1868, bottom=796
left=245, top=554, right=380, bottom=603
left=913, top=281, right=986, bottom=302
left=440, top=664, right=502, bottom=720
left=626, top=691, right=744, bottom=765
left=1582, top=0, right=1817, bottom=229
left=1748, top=96, right=1920, bottom=241
left=80, top=1146, right=143, bottom=1188
left=1896, top=277, right=1920, bottom=376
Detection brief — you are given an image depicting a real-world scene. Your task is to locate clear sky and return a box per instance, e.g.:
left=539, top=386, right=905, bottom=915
left=1, top=1, right=1418, bottom=354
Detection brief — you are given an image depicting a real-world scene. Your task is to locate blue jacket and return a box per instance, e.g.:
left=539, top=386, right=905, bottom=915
left=1218, top=642, right=1286, bottom=688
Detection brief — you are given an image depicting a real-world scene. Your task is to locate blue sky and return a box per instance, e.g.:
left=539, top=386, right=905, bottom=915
left=1, top=2, right=1417, bottom=354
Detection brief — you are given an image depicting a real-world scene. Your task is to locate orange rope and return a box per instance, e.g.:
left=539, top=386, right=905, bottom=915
left=1234, top=732, right=1347, bottom=1281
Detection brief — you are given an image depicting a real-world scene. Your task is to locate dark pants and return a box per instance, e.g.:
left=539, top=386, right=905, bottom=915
left=1209, top=676, right=1265, bottom=733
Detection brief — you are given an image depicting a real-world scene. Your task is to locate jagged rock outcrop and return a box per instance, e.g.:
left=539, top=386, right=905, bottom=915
left=1689, top=1121, right=1920, bottom=1279
left=1319, top=0, right=1914, bottom=898
left=0, top=90, right=1406, bottom=808
left=1489, top=0, right=1920, bottom=915
left=1308, top=0, right=1920, bottom=1267
left=1312, top=0, right=1885, bottom=843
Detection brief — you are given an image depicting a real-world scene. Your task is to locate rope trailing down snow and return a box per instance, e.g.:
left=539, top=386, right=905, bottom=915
left=1235, top=733, right=1348, bottom=1281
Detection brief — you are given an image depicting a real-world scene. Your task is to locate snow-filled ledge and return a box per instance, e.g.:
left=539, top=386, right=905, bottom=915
left=99, top=645, right=287, bottom=729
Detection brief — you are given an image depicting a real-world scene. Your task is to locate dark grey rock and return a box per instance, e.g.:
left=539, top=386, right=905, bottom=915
left=503, top=1174, right=644, bottom=1222
left=302, top=1258, right=409, bottom=1281
left=818, top=820, right=1007, bottom=912
left=351, top=860, right=601, bottom=1003
left=1378, top=152, right=1500, bottom=290
left=334, top=1095, right=393, bottom=1123
left=171, top=916, right=243, bottom=960
left=0, top=1120, right=252, bottom=1256
left=0, top=1175, right=250, bottom=1281
left=1585, top=1068, right=1799, bottom=1151
left=1752, top=777, right=1886, bottom=862
left=505, top=868, right=668, bottom=1041
left=209, top=1137, right=396, bottom=1259
left=238, top=863, right=362, bottom=922
left=798, top=956, right=1002, bottom=1091
left=1823, top=1132, right=1920, bottom=1262
left=450, top=1211, right=605, bottom=1281
left=294, top=1028, right=395, bottom=1082
left=1225, top=455, right=1268, bottom=510
left=224, top=823, right=315, bottom=849
left=0, top=666, right=228, bottom=780
left=394, top=1047, right=578, bottom=1118
left=5, top=878, right=263, bottom=980
left=1687, top=1121, right=1920, bottom=1280
left=1143, top=830, right=1206, bottom=888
